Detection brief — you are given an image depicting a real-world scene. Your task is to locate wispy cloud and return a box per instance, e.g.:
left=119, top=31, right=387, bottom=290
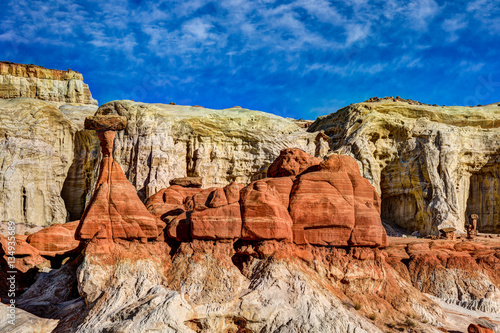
left=441, top=15, right=468, bottom=42
left=1, top=0, right=498, bottom=119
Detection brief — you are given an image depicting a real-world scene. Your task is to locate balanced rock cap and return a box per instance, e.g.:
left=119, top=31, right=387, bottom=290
left=84, top=115, right=127, bottom=131
left=169, top=177, right=203, bottom=188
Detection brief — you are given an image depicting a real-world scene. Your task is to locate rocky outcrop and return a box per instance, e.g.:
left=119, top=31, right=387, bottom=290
left=267, top=147, right=322, bottom=177
left=289, top=152, right=387, bottom=247
left=76, top=115, right=164, bottom=243
left=385, top=237, right=500, bottom=314
left=0, top=234, right=48, bottom=273
left=95, top=100, right=326, bottom=200
left=26, top=221, right=80, bottom=257
left=309, top=98, right=500, bottom=235
left=150, top=149, right=388, bottom=248
left=0, top=98, right=98, bottom=226
left=7, top=121, right=499, bottom=333
left=0, top=61, right=97, bottom=105
left=0, top=95, right=327, bottom=226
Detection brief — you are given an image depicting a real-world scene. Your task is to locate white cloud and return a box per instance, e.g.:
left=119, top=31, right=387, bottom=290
left=406, top=0, right=441, bottom=30
left=466, top=0, right=500, bottom=33
left=441, top=16, right=468, bottom=42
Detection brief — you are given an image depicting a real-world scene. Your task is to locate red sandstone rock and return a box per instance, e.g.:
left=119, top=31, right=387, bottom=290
left=468, top=323, right=494, bottom=333
left=76, top=157, right=164, bottom=241
left=190, top=183, right=244, bottom=240
left=167, top=211, right=191, bottom=242
left=209, top=188, right=229, bottom=208
left=318, top=154, right=360, bottom=176
left=145, top=185, right=201, bottom=220
left=145, top=151, right=387, bottom=247
left=0, top=235, right=48, bottom=273
left=290, top=171, right=355, bottom=246
left=77, top=157, right=162, bottom=241
left=27, top=221, right=80, bottom=256
left=290, top=154, right=387, bottom=247
left=76, top=119, right=164, bottom=243
left=191, top=203, right=242, bottom=239
left=267, top=148, right=322, bottom=178
left=224, top=182, right=244, bottom=204
left=240, top=180, right=293, bottom=241
left=265, top=177, right=293, bottom=208
left=348, top=176, right=387, bottom=247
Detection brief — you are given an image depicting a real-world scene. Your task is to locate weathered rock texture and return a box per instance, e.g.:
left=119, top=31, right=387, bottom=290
left=26, top=221, right=80, bottom=257
left=0, top=97, right=330, bottom=226
left=0, top=61, right=97, bottom=105
left=290, top=153, right=387, bottom=247
left=0, top=98, right=98, bottom=226
left=76, top=116, right=164, bottom=242
left=96, top=100, right=326, bottom=200
left=7, top=128, right=500, bottom=333
left=150, top=149, right=388, bottom=248
left=386, top=237, right=500, bottom=315
left=309, top=98, right=500, bottom=235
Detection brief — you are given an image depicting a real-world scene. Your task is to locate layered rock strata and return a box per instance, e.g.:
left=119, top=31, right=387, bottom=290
left=0, top=96, right=328, bottom=226
left=5, top=140, right=500, bottom=332
left=309, top=98, right=500, bottom=235
left=386, top=237, right=500, bottom=314
left=0, top=61, right=97, bottom=105
left=95, top=100, right=326, bottom=200
left=148, top=148, right=388, bottom=248
left=76, top=115, right=164, bottom=244
left=0, top=98, right=98, bottom=226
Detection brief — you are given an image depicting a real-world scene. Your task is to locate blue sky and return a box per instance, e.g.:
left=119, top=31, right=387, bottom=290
left=1, top=0, right=499, bottom=119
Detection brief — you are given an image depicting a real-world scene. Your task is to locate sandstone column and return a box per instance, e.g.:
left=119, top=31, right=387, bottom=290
left=76, top=115, right=164, bottom=243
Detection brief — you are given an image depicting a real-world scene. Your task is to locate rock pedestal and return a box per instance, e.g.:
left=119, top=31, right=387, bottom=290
left=76, top=115, right=164, bottom=243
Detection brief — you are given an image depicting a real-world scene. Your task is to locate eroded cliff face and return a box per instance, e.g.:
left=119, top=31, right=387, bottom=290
left=96, top=101, right=326, bottom=200
left=0, top=99, right=98, bottom=226
left=0, top=62, right=97, bottom=105
left=309, top=98, right=500, bottom=235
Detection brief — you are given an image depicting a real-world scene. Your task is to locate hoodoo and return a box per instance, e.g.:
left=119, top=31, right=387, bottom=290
left=76, top=115, right=164, bottom=245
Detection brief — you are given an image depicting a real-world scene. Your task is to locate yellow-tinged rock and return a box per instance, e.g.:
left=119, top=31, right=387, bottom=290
left=309, top=98, right=500, bottom=235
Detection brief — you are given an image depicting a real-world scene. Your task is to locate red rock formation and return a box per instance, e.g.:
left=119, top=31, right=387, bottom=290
left=76, top=116, right=164, bottom=243
left=145, top=185, right=201, bottom=220
left=468, top=324, right=494, bottom=333
left=0, top=235, right=48, bottom=273
left=290, top=171, right=355, bottom=246
left=169, top=177, right=203, bottom=188
left=267, top=148, right=322, bottom=178
left=143, top=150, right=387, bottom=247
left=26, top=221, right=80, bottom=256
left=141, top=149, right=387, bottom=247
left=290, top=154, right=387, bottom=247
left=240, top=180, right=293, bottom=241
left=190, top=183, right=244, bottom=240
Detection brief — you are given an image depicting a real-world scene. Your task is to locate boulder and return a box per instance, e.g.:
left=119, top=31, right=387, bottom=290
left=26, top=221, right=80, bottom=256
left=190, top=183, right=244, bottom=240
left=267, top=148, right=322, bottom=178
left=240, top=180, right=293, bottom=241
left=84, top=115, right=127, bottom=131
left=290, top=154, right=387, bottom=247
left=290, top=171, right=355, bottom=246
left=169, top=177, right=203, bottom=188
left=468, top=324, right=494, bottom=333
left=0, top=234, right=48, bottom=273
left=145, top=185, right=202, bottom=220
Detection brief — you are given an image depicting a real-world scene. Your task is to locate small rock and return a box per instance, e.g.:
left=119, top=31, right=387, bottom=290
left=169, top=177, right=203, bottom=188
